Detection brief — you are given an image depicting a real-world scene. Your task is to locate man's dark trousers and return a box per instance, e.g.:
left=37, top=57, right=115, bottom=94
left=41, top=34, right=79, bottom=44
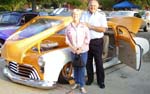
left=86, top=38, right=105, bottom=85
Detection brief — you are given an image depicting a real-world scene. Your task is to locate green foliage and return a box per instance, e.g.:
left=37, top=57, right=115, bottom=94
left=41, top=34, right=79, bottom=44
left=147, top=0, right=150, bottom=5
left=67, top=0, right=81, bottom=6
left=0, top=6, right=7, bottom=11
left=49, top=0, right=86, bottom=9
left=0, top=0, right=149, bottom=11
left=100, top=0, right=116, bottom=10
left=0, top=0, right=27, bottom=11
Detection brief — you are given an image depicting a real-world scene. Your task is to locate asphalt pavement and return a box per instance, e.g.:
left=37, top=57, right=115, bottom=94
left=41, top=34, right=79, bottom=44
left=0, top=59, right=150, bottom=94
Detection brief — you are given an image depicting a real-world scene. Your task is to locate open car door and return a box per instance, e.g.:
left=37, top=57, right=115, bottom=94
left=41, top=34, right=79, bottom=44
left=109, top=17, right=149, bottom=71
left=116, top=26, right=149, bottom=70
left=115, top=25, right=149, bottom=71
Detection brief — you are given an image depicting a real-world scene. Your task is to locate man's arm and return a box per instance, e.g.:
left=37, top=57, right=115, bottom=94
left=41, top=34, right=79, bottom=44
left=86, top=23, right=107, bottom=32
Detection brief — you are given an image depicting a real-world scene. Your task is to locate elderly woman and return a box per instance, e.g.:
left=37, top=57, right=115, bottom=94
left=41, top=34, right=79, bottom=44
left=65, top=9, right=90, bottom=93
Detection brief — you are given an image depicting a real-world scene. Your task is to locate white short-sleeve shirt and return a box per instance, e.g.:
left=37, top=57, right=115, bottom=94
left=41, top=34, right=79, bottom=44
left=80, top=10, right=108, bottom=39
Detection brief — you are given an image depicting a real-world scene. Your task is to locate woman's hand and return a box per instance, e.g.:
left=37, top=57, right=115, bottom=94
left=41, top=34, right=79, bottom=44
left=76, top=47, right=82, bottom=54
left=71, top=46, right=78, bottom=54
left=71, top=46, right=82, bottom=54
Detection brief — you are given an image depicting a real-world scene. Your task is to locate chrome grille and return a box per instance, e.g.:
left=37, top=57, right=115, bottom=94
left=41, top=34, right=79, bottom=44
left=8, top=62, right=40, bottom=80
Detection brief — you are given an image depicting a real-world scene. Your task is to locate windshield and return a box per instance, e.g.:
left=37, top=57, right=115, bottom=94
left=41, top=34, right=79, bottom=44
left=11, top=18, right=62, bottom=40
left=0, top=14, right=20, bottom=24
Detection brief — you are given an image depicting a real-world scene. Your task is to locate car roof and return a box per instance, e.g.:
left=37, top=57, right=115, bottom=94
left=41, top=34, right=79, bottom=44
left=2, top=11, right=39, bottom=16
left=109, top=11, right=138, bottom=17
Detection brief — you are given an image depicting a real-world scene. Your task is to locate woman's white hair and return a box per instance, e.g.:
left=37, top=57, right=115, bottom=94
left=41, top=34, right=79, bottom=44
left=71, top=9, right=82, bottom=16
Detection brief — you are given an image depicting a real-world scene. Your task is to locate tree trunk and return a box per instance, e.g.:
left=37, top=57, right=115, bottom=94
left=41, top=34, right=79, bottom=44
left=147, top=0, right=150, bottom=5
left=32, top=0, right=36, bottom=12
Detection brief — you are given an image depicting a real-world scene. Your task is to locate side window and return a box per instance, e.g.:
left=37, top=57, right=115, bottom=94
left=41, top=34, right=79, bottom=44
left=134, top=13, right=141, bottom=18
left=24, top=14, right=38, bottom=23
left=20, top=14, right=37, bottom=25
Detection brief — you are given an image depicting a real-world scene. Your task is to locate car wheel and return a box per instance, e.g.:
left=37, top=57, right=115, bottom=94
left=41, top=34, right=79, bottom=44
left=143, top=26, right=147, bottom=32
left=58, top=62, right=74, bottom=84
left=0, top=39, right=4, bottom=54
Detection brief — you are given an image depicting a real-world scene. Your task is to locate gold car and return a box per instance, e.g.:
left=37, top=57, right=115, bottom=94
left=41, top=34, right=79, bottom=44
left=1, top=16, right=149, bottom=89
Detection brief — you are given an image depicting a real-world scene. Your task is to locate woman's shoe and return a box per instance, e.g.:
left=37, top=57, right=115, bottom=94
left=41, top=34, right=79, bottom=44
left=80, top=87, right=87, bottom=94
left=71, top=84, right=79, bottom=89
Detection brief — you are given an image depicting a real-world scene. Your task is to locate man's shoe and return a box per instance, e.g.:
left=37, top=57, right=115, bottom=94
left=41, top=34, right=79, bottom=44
left=98, top=83, right=105, bottom=89
left=86, top=81, right=92, bottom=85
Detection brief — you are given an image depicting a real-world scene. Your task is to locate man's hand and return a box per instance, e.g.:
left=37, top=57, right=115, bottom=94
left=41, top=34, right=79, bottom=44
left=84, top=23, right=93, bottom=30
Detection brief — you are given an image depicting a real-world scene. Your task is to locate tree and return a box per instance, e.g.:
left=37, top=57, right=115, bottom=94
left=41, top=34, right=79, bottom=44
left=31, top=0, right=36, bottom=12
left=49, top=0, right=86, bottom=9
left=30, top=0, right=86, bottom=11
left=0, top=0, right=27, bottom=11
left=99, top=0, right=116, bottom=10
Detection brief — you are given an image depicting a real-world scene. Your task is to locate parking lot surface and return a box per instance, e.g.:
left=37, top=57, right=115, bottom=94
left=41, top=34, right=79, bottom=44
left=0, top=58, right=150, bottom=94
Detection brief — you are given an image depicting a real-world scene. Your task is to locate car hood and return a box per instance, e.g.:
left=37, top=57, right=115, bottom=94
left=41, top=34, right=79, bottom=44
left=1, top=16, right=72, bottom=64
left=0, top=26, right=20, bottom=40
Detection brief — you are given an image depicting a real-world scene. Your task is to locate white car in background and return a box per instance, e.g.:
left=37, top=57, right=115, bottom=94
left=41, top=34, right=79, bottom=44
left=141, top=11, right=150, bottom=32
left=49, top=8, right=71, bottom=16
left=107, top=11, right=141, bottom=20
left=107, top=11, right=147, bottom=31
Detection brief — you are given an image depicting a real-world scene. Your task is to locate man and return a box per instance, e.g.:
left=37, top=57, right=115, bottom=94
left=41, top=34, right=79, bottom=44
left=80, top=0, right=108, bottom=89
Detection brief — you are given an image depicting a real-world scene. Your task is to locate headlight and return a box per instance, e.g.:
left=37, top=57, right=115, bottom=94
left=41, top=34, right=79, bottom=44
left=38, top=56, right=45, bottom=73
left=38, top=56, right=45, bottom=67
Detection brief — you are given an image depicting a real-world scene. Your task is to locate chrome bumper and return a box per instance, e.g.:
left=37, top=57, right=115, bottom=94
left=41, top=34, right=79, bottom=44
left=3, top=67, right=57, bottom=89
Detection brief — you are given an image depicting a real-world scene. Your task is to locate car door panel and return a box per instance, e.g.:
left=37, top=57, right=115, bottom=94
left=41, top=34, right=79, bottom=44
left=116, top=25, right=149, bottom=71
left=118, top=39, right=142, bottom=70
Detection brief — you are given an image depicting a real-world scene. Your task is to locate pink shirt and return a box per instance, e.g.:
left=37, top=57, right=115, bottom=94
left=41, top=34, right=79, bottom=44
left=65, top=23, right=90, bottom=53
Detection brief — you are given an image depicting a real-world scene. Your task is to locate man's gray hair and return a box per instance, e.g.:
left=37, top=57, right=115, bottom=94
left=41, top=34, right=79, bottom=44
left=88, top=0, right=99, bottom=7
